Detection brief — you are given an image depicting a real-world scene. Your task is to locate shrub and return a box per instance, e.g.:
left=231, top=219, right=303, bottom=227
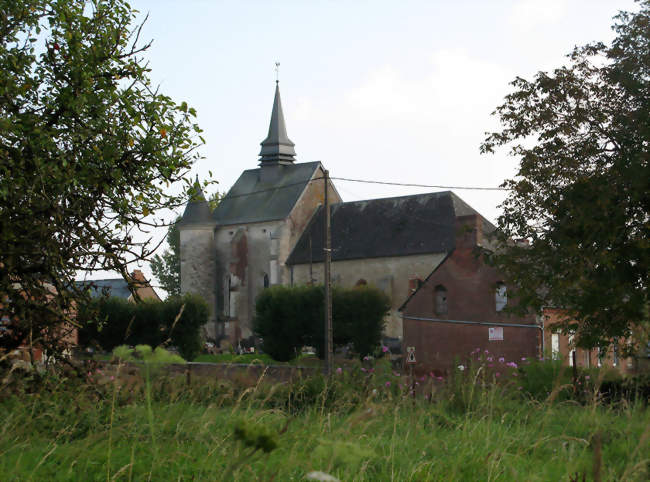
left=253, top=284, right=389, bottom=361
left=78, top=293, right=208, bottom=360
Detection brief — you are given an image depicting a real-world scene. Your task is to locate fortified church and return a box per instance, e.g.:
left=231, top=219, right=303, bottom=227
left=178, top=83, right=535, bottom=361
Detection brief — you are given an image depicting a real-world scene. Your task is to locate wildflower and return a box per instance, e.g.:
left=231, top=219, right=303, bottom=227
left=487, top=356, right=493, bottom=362
left=429, top=372, right=435, bottom=378
left=506, top=362, right=518, bottom=369
left=495, top=372, right=501, bottom=377
left=110, top=375, right=115, bottom=381
left=415, top=382, right=420, bottom=386
left=585, top=375, right=590, bottom=380
left=393, top=371, right=401, bottom=377
left=87, top=371, right=91, bottom=376
left=382, top=345, right=389, bottom=353
left=498, top=357, right=505, bottom=363
left=457, top=364, right=465, bottom=371
left=385, top=381, right=391, bottom=387
left=336, top=367, right=342, bottom=374
left=436, top=376, right=444, bottom=381
left=521, top=357, right=527, bottom=361
left=363, top=355, right=370, bottom=361
left=484, top=349, right=489, bottom=354
left=512, top=372, right=518, bottom=377
left=361, top=367, right=367, bottom=372
left=419, top=376, right=426, bottom=382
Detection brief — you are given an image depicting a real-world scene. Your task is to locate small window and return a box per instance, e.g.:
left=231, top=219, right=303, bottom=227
left=551, top=333, right=560, bottom=360
left=263, top=273, right=269, bottom=289
left=434, top=285, right=448, bottom=315
left=495, top=282, right=507, bottom=312
left=355, top=279, right=368, bottom=287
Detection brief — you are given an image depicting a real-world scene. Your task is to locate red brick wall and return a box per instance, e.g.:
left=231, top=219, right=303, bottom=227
left=402, top=216, right=540, bottom=374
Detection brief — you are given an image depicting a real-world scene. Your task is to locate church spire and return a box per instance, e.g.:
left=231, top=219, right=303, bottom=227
left=259, top=82, right=296, bottom=164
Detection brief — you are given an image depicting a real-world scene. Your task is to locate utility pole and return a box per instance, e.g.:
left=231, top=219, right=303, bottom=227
left=323, top=169, right=333, bottom=375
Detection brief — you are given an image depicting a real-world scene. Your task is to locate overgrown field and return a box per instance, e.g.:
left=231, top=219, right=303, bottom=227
left=1, top=360, right=648, bottom=481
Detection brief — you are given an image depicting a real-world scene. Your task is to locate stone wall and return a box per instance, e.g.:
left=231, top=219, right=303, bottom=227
left=179, top=226, right=217, bottom=338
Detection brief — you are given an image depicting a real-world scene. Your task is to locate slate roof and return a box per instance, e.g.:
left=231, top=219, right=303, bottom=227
left=213, top=161, right=322, bottom=226
left=259, top=83, right=296, bottom=163
left=178, top=181, right=213, bottom=227
left=75, top=279, right=132, bottom=299
left=286, top=191, right=496, bottom=265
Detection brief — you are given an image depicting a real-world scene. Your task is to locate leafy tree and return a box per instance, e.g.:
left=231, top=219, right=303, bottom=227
left=150, top=191, right=220, bottom=297
left=481, top=1, right=649, bottom=348
left=0, top=0, right=206, bottom=358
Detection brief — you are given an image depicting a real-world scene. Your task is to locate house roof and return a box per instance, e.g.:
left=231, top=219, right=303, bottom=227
left=75, top=279, right=133, bottom=300
left=286, top=191, right=495, bottom=265
left=213, top=161, right=322, bottom=226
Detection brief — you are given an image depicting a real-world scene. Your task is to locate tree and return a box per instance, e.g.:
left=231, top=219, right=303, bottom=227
left=0, top=0, right=206, bottom=358
left=150, top=191, right=220, bottom=297
left=481, top=1, right=649, bottom=348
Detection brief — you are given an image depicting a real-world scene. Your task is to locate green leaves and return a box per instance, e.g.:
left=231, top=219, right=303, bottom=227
left=0, top=0, right=208, bottom=356
left=482, top=1, right=650, bottom=348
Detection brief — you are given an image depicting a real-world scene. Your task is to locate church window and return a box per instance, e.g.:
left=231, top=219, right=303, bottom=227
left=434, top=285, right=448, bottom=315
left=263, top=273, right=269, bottom=288
left=495, top=282, right=507, bottom=312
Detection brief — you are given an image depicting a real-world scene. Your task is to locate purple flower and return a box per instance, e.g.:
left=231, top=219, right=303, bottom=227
left=498, top=357, right=505, bottom=363
left=484, top=349, right=489, bottom=354
left=382, top=345, right=389, bottom=353
left=415, top=381, right=420, bottom=386
left=419, top=376, right=426, bottom=382
left=110, top=375, right=115, bottom=381
left=385, top=381, right=391, bottom=387
left=585, top=375, right=590, bottom=380
left=506, top=362, right=518, bottom=369
left=436, top=376, right=444, bottom=381
left=393, top=372, right=401, bottom=377
left=361, top=367, right=367, bottom=372
left=336, top=367, right=342, bottom=374
left=495, top=372, right=501, bottom=377
left=521, top=357, right=527, bottom=361
left=363, top=355, right=370, bottom=361
left=487, top=356, right=493, bottom=362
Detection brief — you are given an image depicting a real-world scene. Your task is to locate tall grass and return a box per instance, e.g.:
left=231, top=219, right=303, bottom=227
left=1, top=356, right=648, bottom=481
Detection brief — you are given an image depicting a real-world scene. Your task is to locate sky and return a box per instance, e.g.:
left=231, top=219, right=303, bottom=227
left=89, top=0, right=638, bottom=285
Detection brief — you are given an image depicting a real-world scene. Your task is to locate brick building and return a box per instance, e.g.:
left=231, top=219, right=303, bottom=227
left=399, top=215, right=541, bottom=373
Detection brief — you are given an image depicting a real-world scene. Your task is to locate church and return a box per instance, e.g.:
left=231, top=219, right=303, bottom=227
left=178, top=83, right=524, bottom=354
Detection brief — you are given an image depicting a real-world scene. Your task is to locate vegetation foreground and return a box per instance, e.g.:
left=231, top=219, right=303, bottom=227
left=1, top=358, right=648, bottom=482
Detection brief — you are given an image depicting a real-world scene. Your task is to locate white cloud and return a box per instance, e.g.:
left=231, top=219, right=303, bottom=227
left=509, top=0, right=568, bottom=30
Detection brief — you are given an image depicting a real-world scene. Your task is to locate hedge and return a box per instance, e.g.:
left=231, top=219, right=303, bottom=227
left=253, top=284, right=390, bottom=361
left=78, top=293, right=208, bottom=360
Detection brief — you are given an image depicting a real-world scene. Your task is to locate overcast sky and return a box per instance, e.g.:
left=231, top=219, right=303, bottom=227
left=91, top=0, right=638, bottom=284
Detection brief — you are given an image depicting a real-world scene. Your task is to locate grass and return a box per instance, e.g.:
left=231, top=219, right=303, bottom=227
left=1, top=358, right=648, bottom=481
left=192, top=352, right=322, bottom=366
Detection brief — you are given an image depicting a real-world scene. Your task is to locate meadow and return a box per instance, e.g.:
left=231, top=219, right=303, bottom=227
left=1, top=354, right=648, bottom=481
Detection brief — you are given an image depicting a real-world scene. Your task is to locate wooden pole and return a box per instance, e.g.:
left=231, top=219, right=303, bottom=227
left=324, top=169, right=333, bottom=376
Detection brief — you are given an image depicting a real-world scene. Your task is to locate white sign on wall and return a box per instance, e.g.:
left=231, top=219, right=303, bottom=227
left=488, top=327, right=504, bottom=341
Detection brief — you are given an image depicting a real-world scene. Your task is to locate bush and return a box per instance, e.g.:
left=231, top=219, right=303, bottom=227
left=78, top=293, right=208, bottom=360
left=253, top=284, right=389, bottom=361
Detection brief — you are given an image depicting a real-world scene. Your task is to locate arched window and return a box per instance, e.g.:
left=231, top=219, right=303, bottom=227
left=495, top=282, right=507, bottom=312
left=263, top=273, right=269, bottom=289
left=434, top=285, right=448, bottom=315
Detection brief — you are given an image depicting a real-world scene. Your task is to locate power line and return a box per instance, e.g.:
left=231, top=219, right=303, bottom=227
left=330, top=177, right=510, bottom=191
left=217, top=175, right=508, bottom=202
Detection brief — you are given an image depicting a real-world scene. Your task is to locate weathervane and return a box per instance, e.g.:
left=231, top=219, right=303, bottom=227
left=275, top=61, right=280, bottom=84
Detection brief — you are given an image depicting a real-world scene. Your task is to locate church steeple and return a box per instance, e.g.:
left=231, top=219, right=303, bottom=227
left=259, top=82, right=296, bottom=165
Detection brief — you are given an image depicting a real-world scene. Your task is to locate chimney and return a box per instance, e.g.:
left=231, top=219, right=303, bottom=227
left=455, top=214, right=482, bottom=249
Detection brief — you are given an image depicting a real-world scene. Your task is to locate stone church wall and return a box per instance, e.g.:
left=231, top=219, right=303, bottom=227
left=179, top=227, right=217, bottom=339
